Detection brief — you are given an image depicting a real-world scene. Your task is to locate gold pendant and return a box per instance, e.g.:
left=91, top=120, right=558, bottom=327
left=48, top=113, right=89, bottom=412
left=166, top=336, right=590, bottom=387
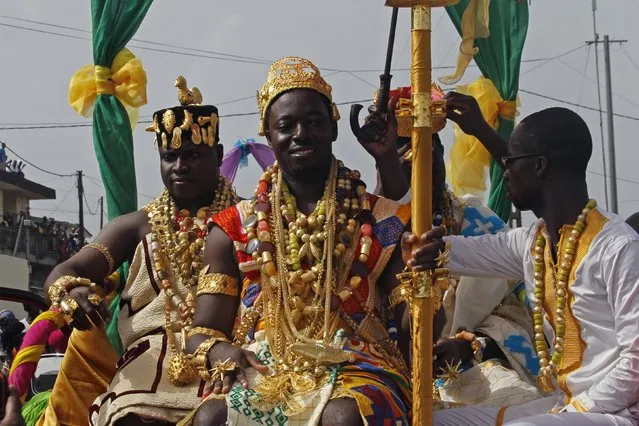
left=168, top=352, right=197, bottom=386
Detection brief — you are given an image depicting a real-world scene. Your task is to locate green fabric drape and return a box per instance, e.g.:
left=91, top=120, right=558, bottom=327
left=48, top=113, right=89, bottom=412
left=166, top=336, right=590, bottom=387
left=446, top=1, right=529, bottom=222
left=91, top=0, right=153, bottom=220
left=90, top=0, right=153, bottom=353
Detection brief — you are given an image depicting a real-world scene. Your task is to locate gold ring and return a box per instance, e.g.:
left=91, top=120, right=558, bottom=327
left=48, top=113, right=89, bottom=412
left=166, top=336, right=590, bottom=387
left=210, top=358, right=238, bottom=382
left=88, top=293, right=102, bottom=306
left=60, top=298, right=79, bottom=316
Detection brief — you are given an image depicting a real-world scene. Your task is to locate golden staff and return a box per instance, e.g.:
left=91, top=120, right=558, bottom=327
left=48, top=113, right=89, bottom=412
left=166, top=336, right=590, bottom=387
left=384, top=1, right=457, bottom=424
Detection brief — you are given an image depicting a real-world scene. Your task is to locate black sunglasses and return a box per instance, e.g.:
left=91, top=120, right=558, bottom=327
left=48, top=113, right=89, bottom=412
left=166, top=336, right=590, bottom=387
left=501, top=153, right=543, bottom=168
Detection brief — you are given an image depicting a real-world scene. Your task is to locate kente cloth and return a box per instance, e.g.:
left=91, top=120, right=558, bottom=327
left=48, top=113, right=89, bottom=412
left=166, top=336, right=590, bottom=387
left=207, top=194, right=411, bottom=426
left=89, top=234, right=205, bottom=425
left=438, top=194, right=541, bottom=407
left=442, top=207, right=639, bottom=422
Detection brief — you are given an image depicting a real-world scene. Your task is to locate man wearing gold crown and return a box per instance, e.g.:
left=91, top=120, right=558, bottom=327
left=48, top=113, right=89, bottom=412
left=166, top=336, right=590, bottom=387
left=42, top=78, right=240, bottom=425
left=183, top=57, right=445, bottom=426
left=366, top=87, right=541, bottom=408
left=404, top=106, right=639, bottom=425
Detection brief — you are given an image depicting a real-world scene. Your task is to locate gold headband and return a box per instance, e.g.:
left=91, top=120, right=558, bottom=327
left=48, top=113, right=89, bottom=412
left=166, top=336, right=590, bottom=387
left=257, top=56, right=340, bottom=136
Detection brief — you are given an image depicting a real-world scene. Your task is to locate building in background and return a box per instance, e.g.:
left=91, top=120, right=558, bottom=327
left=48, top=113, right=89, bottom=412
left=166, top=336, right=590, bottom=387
left=0, top=167, right=90, bottom=293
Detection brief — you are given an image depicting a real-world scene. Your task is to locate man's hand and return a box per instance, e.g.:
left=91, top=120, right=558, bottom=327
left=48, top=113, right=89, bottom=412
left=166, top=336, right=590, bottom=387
left=445, top=92, right=489, bottom=137
left=207, top=342, right=270, bottom=394
left=433, top=338, right=473, bottom=379
left=65, top=285, right=111, bottom=331
left=401, top=227, right=446, bottom=271
left=1, top=387, right=25, bottom=426
left=356, top=97, right=399, bottom=161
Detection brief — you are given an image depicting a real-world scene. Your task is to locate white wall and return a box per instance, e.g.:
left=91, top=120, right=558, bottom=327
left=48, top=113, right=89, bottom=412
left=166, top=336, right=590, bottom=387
left=0, top=254, right=30, bottom=318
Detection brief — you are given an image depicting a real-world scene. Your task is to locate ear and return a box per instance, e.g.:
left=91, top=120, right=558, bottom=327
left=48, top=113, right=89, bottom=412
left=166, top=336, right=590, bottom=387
left=536, top=156, right=549, bottom=177
left=215, top=144, right=224, bottom=164
left=331, top=121, right=338, bottom=142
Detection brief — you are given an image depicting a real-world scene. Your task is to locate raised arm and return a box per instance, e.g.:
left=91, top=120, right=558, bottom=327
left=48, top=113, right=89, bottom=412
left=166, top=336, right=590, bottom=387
left=445, top=91, right=509, bottom=162
left=357, top=98, right=410, bottom=202
left=186, top=225, right=268, bottom=395
left=43, top=209, right=147, bottom=330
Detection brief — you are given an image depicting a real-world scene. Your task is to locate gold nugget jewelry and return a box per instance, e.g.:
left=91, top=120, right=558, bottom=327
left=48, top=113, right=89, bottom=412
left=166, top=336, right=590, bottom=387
left=389, top=283, right=413, bottom=310
left=188, top=336, right=231, bottom=381
left=84, top=242, right=115, bottom=276
left=186, top=327, right=229, bottom=341
left=196, top=273, right=239, bottom=297
left=210, top=358, right=238, bottom=383
left=438, top=359, right=463, bottom=385
left=87, top=293, right=102, bottom=307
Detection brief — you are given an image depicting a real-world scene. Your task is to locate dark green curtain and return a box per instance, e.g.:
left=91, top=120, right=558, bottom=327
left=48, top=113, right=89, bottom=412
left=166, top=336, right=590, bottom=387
left=446, top=1, right=529, bottom=222
left=90, top=0, right=153, bottom=353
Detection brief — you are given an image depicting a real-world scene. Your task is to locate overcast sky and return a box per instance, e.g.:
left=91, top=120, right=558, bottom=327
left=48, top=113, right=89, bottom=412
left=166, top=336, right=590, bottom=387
left=1, top=1, right=638, bottom=236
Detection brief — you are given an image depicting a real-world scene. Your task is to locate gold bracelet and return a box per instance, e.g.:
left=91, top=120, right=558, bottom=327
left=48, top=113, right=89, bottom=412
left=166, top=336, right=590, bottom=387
left=48, top=276, right=92, bottom=305
left=389, top=283, right=413, bottom=310
left=84, top=242, right=115, bottom=275
left=188, top=337, right=230, bottom=381
left=196, top=273, right=239, bottom=297
left=186, top=327, right=229, bottom=341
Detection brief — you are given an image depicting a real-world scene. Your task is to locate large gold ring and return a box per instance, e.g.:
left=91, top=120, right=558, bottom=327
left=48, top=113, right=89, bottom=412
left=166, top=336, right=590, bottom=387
left=60, top=298, right=79, bottom=316
left=210, top=358, right=238, bottom=382
left=88, top=293, right=102, bottom=306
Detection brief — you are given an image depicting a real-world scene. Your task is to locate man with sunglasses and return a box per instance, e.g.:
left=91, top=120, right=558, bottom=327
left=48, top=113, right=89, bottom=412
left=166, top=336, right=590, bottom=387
left=404, top=100, right=639, bottom=425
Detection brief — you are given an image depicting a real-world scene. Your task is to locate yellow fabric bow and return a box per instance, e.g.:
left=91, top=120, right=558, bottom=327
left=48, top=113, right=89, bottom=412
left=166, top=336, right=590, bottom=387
left=447, top=76, right=518, bottom=198
left=68, top=48, right=147, bottom=128
left=439, top=0, right=490, bottom=85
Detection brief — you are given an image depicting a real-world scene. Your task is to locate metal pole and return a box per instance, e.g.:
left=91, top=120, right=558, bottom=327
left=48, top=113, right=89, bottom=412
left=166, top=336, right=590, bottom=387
left=25, top=206, right=30, bottom=261
left=77, top=170, right=85, bottom=246
left=99, top=196, right=104, bottom=230
left=12, top=216, right=23, bottom=257
left=603, top=35, right=618, bottom=214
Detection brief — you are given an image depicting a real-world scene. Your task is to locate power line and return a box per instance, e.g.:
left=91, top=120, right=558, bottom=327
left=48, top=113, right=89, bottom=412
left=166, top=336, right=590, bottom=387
left=520, top=45, right=586, bottom=76
left=518, top=89, right=639, bottom=121
left=0, top=98, right=374, bottom=130
left=0, top=15, right=587, bottom=75
left=83, top=192, right=97, bottom=215
left=0, top=142, right=75, bottom=177
left=0, top=14, right=273, bottom=64
left=621, top=46, right=639, bottom=74
left=587, top=169, right=639, bottom=186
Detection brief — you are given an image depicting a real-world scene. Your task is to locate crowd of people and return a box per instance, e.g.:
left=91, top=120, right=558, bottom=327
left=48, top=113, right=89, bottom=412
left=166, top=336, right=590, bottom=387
left=2, top=57, right=636, bottom=426
left=0, top=213, right=84, bottom=262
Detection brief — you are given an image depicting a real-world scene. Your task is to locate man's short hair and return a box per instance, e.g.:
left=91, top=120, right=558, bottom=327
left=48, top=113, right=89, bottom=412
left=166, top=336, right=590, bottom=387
left=518, top=107, right=592, bottom=176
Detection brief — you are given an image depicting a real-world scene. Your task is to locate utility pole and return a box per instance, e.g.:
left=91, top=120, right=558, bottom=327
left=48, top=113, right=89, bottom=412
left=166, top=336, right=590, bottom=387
left=99, top=196, right=104, bottom=230
left=76, top=170, right=85, bottom=246
left=586, top=35, right=626, bottom=214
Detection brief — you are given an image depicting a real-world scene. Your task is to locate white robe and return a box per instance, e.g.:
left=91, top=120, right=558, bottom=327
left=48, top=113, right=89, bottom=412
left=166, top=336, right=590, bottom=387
left=435, top=207, right=639, bottom=425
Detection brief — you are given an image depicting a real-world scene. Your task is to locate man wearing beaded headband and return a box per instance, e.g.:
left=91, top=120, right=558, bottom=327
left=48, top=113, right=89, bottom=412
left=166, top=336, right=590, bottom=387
left=365, top=86, right=541, bottom=408
left=405, top=106, right=639, bottom=425
left=42, top=77, right=239, bottom=425
left=183, top=56, right=444, bottom=425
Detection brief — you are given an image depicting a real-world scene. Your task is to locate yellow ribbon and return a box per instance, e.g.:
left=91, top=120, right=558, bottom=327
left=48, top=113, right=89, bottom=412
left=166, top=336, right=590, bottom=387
left=446, top=76, right=518, bottom=198
left=439, top=0, right=490, bottom=85
left=68, top=48, right=147, bottom=127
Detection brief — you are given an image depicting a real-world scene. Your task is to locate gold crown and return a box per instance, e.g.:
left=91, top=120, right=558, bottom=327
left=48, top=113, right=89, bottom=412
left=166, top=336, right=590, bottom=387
left=257, top=56, right=339, bottom=135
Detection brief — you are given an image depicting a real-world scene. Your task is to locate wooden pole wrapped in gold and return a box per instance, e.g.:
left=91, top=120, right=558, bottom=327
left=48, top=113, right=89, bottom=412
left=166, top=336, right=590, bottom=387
left=410, top=4, right=434, bottom=425
left=384, top=1, right=459, bottom=423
